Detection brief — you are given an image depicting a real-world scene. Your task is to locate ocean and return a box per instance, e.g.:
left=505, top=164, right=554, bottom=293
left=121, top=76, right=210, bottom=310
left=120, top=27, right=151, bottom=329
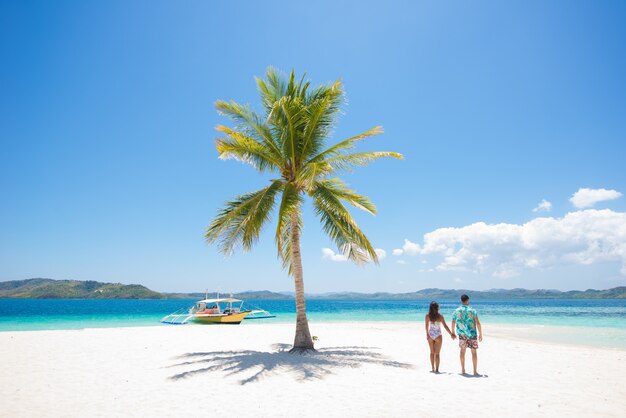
left=1, top=298, right=625, bottom=349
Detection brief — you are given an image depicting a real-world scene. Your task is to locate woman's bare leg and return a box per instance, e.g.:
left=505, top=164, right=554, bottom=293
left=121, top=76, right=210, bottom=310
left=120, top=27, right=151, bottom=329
left=427, top=338, right=435, bottom=371
left=433, top=336, right=443, bottom=372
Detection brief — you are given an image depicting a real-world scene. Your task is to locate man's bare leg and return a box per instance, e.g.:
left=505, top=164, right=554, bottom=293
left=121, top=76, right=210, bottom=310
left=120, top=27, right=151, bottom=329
left=459, top=346, right=466, bottom=374
left=471, top=348, right=478, bottom=375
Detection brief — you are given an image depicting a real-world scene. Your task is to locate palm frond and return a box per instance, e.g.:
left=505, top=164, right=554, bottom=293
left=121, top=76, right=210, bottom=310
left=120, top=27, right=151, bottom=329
left=323, top=151, right=404, bottom=173
left=299, top=80, right=344, bottom=161
left=314, top=179, right=377, bottom=214
left=268, top=95, right=307, bottom=168
left=297, top=161, right=333, bottom=192
left=255, top=67, right=286, bottom=113
left=215, top=125, right=282, bottom=172
left=312, top=182, right=378, bottom=264
left=205, top=180, right=283, bottom=255
left=296, top=74, right=310, bottom=99
left=215, top=100, right=283, bottom=160
left=275, top=183, right=304, bottom=274
left=306, top=125, right=384, bottom=164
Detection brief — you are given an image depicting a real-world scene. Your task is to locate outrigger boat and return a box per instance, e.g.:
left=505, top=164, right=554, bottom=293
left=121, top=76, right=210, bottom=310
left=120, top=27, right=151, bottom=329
left=161, top=294, right=275, bottom=325
left=190, top=297, right=250, bottom=324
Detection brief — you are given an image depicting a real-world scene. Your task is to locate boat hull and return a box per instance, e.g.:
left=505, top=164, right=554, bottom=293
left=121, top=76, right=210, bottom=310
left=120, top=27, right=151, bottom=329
left=191, top=311, right=250, bottom=324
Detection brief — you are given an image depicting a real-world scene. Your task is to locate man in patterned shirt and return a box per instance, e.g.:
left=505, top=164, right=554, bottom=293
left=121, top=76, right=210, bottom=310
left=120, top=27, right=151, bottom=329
left=451, top=294, right=483, bottom=375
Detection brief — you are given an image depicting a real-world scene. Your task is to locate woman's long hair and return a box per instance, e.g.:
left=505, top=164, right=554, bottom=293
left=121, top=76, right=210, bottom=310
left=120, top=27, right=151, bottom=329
left=428, top=301, right=440, bottom=322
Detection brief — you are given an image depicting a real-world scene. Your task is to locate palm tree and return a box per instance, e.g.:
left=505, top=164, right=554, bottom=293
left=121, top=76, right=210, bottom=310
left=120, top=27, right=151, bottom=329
left=206, top=68, right=402, bottom=352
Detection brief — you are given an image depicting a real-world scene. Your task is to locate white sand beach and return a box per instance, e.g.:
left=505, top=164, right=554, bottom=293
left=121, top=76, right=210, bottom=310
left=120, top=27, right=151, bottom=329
left=1, top=322, right=624, bottom=418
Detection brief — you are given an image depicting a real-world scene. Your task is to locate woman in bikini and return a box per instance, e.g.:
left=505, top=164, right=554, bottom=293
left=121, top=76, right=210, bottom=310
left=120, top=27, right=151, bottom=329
left=425, top=301, right=455, bottom=373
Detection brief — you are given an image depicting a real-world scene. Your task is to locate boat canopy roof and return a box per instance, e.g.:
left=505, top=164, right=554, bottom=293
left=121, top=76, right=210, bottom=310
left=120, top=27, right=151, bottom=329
left=197, top=298, right=242, bottom=304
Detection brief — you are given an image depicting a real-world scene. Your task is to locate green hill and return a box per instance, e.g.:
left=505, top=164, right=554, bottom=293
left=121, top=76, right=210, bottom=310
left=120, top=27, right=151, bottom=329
left=0, top=279, right=165, bottom=299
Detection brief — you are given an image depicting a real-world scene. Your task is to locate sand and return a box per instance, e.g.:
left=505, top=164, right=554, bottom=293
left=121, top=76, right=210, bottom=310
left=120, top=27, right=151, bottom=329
left=0, top=322, right=624, bottom=418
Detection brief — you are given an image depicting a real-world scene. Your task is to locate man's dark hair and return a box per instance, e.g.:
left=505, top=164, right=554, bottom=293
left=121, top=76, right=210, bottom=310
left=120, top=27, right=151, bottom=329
left=460, top=294, right=469, bottom=302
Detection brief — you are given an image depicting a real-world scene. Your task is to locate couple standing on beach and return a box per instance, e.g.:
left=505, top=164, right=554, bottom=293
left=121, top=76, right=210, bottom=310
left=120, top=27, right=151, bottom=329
left=424, top=294, right=483, bottom=375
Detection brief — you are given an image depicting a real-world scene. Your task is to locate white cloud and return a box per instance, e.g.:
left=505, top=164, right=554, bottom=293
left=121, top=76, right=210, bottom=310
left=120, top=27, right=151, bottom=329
left=418, top=209, right=626, bottom=276
left=392, top=249, right=404, bottom=256
left=321, top=248, right=347, bottom=262
left=375, top=249, right=387, bottom=260
left=570, top=188, right=622, bottom=209
left=533, top=199, right=552, bottom=213
left=402, top=239, right=421, bottom=256
left=397, top=260, right=407, bottom=265
left=453, top=277, right=463, bottom=283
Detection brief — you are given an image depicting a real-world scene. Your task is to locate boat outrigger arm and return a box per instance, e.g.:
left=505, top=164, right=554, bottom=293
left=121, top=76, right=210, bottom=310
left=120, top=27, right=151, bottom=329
left=160, top=309, right=193, bottom=325
left=245, top=308, right=277, bottom=320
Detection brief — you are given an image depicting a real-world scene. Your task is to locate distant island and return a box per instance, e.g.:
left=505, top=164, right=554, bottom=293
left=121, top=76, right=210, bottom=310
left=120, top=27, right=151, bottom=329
left=0, top=278, right=625, bottom=300
left=0, top=278, right=164, bottom=299
left=307, top=287, right=626, bottom=300
left=0, top=279, right=293, bottom=300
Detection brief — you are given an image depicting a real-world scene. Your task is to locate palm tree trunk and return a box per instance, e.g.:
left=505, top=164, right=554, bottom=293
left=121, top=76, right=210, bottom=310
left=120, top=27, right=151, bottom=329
left=290, top=209, right=314, bottom=352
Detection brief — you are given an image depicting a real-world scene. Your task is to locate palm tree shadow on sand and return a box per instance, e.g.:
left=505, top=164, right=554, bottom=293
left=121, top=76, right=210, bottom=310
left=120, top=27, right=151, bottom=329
left=167, top=343, right=413, bottom=385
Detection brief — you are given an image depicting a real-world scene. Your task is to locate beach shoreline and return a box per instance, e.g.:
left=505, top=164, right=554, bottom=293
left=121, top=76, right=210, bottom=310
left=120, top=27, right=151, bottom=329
left=1, top=322, right=624, bottom=417
left=3, top=319, right=625, bottom=350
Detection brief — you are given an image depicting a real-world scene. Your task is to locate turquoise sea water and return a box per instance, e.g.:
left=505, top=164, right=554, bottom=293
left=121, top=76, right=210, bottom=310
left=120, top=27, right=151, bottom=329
left=1, top=299, right=625, bottom=348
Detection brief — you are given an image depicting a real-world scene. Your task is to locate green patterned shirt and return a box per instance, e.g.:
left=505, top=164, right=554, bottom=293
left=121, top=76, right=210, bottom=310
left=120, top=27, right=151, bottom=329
left=452, top=305, right=478, bottom=338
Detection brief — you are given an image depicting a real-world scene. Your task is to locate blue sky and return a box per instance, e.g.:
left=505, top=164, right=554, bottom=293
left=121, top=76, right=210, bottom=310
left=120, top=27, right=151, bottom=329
left=1, top=0, right=625, bottom=293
